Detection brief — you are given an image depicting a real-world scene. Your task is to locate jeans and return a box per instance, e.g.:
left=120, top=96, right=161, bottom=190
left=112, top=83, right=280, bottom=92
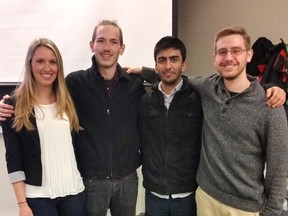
left=145, top=191, right=197, bottom=216
left=27, top=192, right=85, bottom=216
left=83, top=171, right=138, bottom=216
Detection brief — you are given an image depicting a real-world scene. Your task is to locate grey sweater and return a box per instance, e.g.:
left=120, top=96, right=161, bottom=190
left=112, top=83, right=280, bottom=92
left=189, top=74, right=288, bottom=216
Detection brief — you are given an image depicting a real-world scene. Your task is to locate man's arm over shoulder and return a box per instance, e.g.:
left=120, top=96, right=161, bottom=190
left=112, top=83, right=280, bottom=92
left=141, top=67, right=159, bottom=83
left=126, top=66, right=159, bottom=84
left=0, top=95, right=14, bottom=121
left=265, top=86, right=286, bottom=108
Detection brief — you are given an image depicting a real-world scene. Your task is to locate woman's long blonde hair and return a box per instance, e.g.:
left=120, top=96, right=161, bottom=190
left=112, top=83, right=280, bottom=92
left=12, top=38, right=81, bottom=132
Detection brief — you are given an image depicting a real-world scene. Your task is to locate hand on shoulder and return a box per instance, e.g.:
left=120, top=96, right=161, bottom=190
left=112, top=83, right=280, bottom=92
left=0, top=95, right=14, bottom=121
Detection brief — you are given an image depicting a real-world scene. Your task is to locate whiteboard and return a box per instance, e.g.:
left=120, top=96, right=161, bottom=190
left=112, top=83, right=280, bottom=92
left=0, top=0, right=172, bottom=82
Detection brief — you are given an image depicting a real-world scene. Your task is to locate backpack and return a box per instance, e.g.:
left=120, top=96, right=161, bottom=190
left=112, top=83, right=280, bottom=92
left=247, top=37, right=288, bottom=104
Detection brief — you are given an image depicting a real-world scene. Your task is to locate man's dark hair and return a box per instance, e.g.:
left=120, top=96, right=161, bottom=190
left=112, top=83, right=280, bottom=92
left=154, top=36, right=186, bottom=62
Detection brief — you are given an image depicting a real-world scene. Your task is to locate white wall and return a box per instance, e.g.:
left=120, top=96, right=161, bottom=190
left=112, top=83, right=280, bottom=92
left=178, top=0, right=288, bottom=76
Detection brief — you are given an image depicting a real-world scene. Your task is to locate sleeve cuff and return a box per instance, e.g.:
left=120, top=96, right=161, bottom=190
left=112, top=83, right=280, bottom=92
left=8, top=171, right=26, bottom=184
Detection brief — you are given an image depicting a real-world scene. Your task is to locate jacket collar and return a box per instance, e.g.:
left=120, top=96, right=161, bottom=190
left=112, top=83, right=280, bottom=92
left=91, top=55, right=131, bottom=81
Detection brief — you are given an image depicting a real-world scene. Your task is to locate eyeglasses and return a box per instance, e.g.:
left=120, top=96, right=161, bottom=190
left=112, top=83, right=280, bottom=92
left=215, top=48, right=249, bottom=57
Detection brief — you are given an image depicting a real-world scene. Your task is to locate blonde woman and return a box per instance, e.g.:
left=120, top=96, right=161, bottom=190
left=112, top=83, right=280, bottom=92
left=2, top=38, right=84, bottom=216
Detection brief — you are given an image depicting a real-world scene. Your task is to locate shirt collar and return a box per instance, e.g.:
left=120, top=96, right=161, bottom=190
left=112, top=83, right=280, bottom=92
left=158, top=78, right=183, bottom=109
left=158, top=78, right=183, bottom=96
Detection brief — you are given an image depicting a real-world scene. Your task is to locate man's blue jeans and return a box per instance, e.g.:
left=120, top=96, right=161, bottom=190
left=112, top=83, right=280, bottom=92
left=27, top=191, right=85, bottom=216
left=145, top=191, right=197, bottom=216
left=83, top=171, right=138, bottom=216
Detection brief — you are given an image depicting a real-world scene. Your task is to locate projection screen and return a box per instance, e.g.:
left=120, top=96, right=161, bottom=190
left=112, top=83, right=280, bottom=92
left=0, top=0, right=172, bottom=82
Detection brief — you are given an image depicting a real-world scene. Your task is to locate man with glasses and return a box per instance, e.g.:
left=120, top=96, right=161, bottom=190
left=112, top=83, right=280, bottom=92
left=189, top=26, right=288, bottom=216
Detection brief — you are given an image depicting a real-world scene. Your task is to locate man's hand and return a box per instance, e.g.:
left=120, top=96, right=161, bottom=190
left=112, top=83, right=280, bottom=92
left=266, top=86, right=286, bottom=108
left=0, top=95, right=14, bottom=121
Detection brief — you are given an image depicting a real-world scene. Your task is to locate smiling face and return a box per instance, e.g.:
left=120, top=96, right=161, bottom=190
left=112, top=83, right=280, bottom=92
left=90, top=24, right=125, bottom=71
left=213, top=34, right=253, bottom=81
left=31, top=46, right=58, bottom=89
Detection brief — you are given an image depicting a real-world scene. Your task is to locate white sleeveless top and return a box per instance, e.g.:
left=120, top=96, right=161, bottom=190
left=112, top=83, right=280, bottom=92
left=25, top=103, right=84, bottom=199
